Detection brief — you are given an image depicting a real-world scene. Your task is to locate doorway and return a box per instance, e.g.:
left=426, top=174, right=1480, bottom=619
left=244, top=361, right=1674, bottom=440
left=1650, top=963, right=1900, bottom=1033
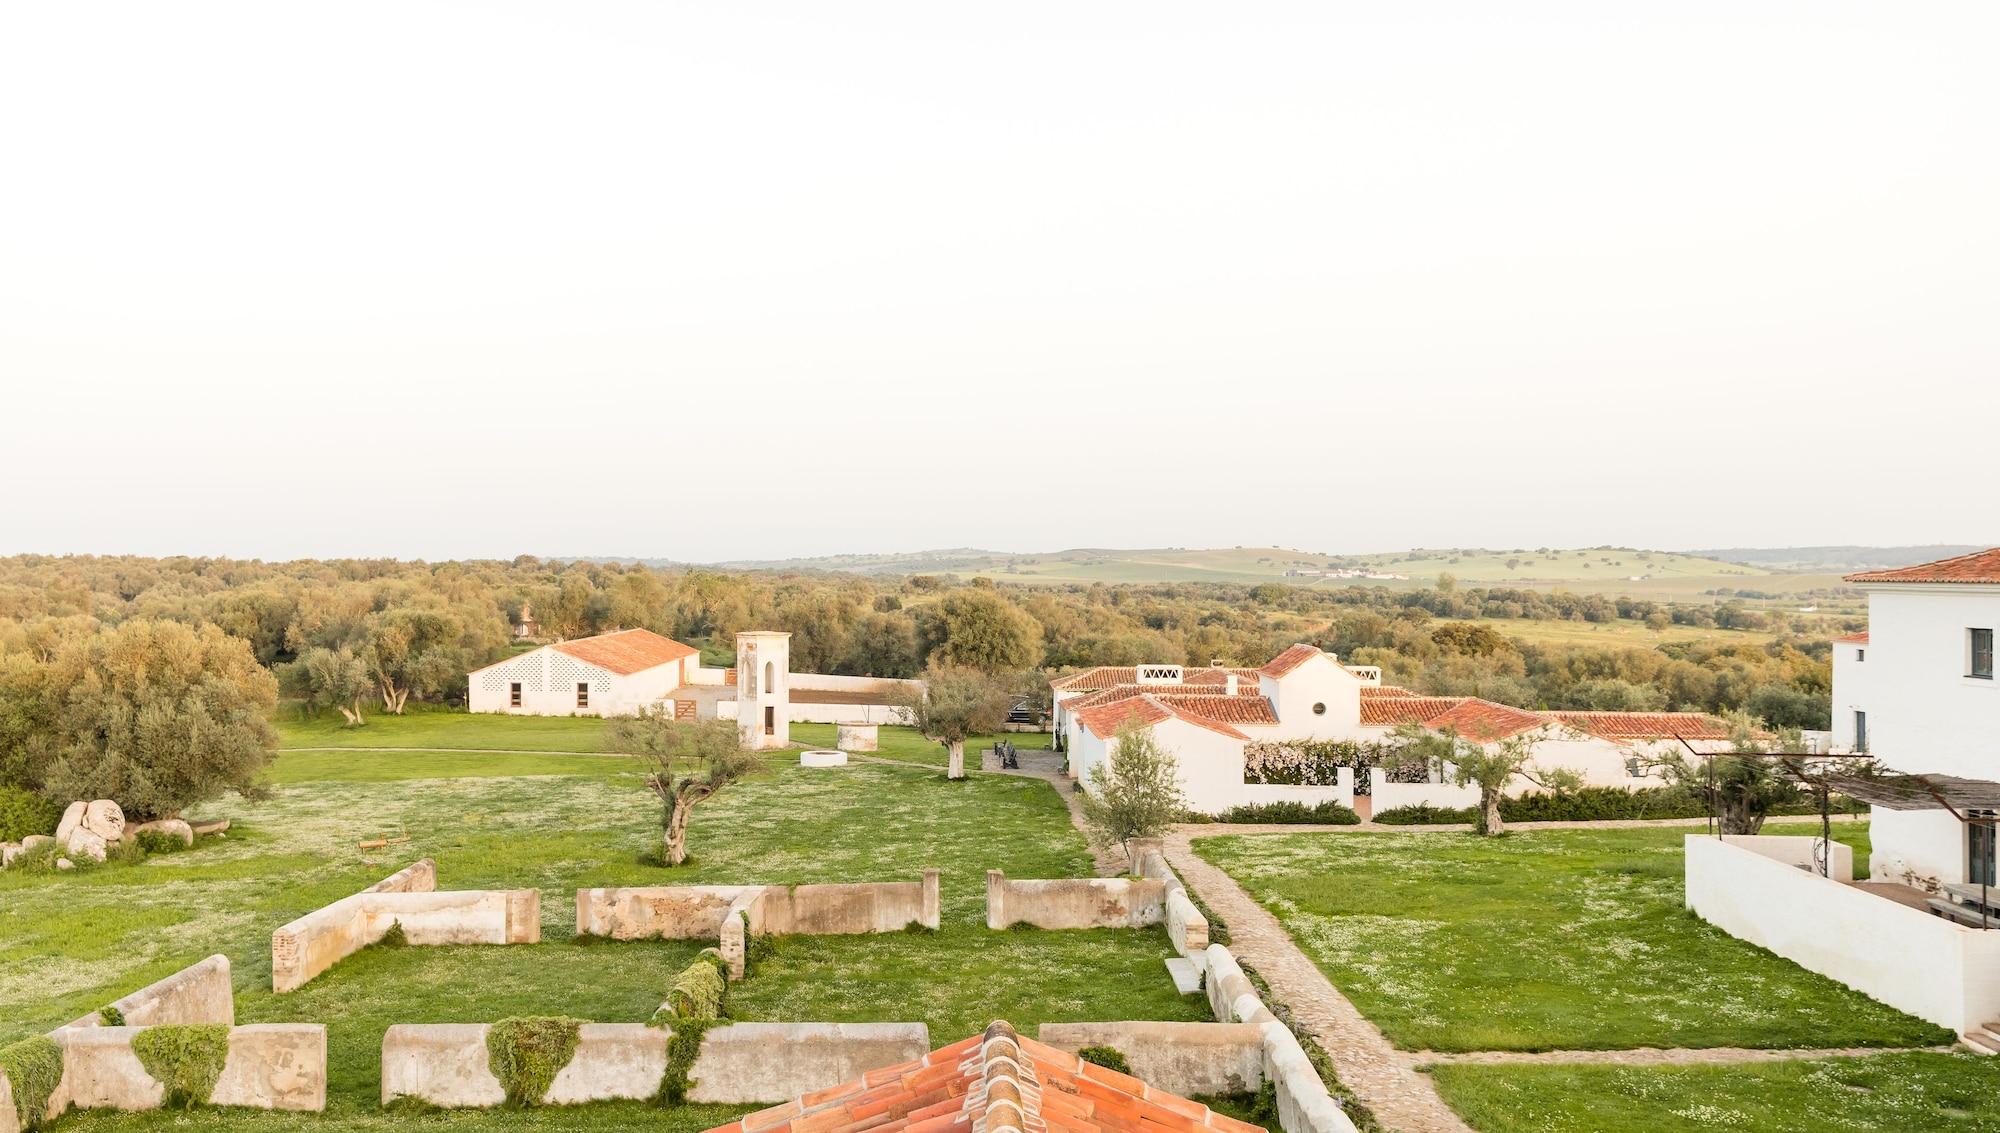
left=1971, top=811, right=1997, bottom=887
left=764, top=706, right=775, bottom=737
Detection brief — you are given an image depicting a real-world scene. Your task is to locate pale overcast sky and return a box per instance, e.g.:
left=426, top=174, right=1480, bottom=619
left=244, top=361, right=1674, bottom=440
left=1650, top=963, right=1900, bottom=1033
left=2, top=2, right=1993, bottom=562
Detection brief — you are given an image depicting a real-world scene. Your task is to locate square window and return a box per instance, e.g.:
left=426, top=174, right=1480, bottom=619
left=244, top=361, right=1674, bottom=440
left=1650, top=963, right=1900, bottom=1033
left=1973, top=629, right=1995, bottom=680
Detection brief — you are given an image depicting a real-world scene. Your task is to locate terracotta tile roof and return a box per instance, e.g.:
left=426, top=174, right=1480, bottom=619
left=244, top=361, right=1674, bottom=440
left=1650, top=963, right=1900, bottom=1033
left=1425, top=698, right=1550, bottom=743
left=1153, top=694, right=1279, bottom=728
left=1359, top=695, right=1467, bottom=727
left=1074, top=694, right=1253, bottom=741
left=1846, top=547, right=2000, bottom=584
left=1360, top=685, right=1416, bottom=698
left=546, top=628, right=698, bottom=675
left=703, top=1022, right=1267, bottom=1133
left=1062, top=683, right=1259, bottom=713
left=1257, top=644, right=1323, bottom=678
left=1833, top=632, right=1870, bottom=644
left=1050, top=666, right=1256, bottom=692
left=1550, top=711, right=1736, bottom=742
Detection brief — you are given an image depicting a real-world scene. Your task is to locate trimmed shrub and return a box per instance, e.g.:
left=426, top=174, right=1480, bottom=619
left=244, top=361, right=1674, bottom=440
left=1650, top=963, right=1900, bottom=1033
left=99, top=1005, right=126, bottom=1026
left=1372, top=803, right=1477, bottom=826
left=0, top=1035, right=63, bottom=1130
left=1372, top=785, right=1865, bottom=826
left=1211, top=800, right=1360, bottom=825
left=486, top=1016, right=584, bottom=1108
left=131, top=1024, right=231, bottom=1109
left=135, top=830, right=187, bottom=855
left=1077, top=1046, right=1130, bottom=1074
left=0, top=786, right=61, bottom=843
left=660, top=950, right=727, bottom=1021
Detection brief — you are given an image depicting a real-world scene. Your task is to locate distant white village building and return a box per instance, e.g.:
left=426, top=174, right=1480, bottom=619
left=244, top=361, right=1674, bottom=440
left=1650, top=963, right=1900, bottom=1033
left=467, top=627, right=916, bottom=749
left=1685, top=547, right=2000, bottom=1045
left=1051, top=645, right=1729, bottom=816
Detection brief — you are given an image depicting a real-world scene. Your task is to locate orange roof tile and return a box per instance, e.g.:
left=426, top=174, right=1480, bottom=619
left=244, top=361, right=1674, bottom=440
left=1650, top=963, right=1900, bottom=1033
left=1152, top=695, right=1279, bottom=728
left=1075, top=697, right=1174, bottom=740
left=1549, top=711, right=1736, bottom=742
left=702, top=1023, right=1267, bottom=1133
left=1359, top=696, right=1467, bottom=726
left=549, top=628, right=699, bottom=675
left=1257, top=644, right=1323, bottom=678
left=1074, top=694, right=1255, bottom=741
left=1833, top=632, right=1870, bottom=644
left=1050, top=666, right=1258, bottom=692
left=1359, top=685, right=1416, bottom=698
left=1846, top=548, right=2000, bottom=584
left=1425, top=698, right=1549, bottom=743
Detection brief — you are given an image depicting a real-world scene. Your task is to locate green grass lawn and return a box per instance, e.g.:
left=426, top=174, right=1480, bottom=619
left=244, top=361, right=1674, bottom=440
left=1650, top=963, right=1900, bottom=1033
left=1194, top=824, right=1947, bottom=1053
left=1429, top=1052, right=2000, bottom=1133
left=276, top=703, right=613, bottom=751
left=2, top=747, right=1201, bottom=1131
left=790, top=722, right=1053, bottom=767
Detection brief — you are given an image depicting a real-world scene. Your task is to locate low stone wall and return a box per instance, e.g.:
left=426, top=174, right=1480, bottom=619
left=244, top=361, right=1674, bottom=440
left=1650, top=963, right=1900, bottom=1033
left=1202, top=943, right=1358, bottom=1133
left=578, top=873, right=940, bottom=978
left=1134, top=847, right=1210, bottom=957
left=1038, top=1021, right=1262, bottom=1097
left=381, top=1022, right=928, bottom=1108
left=4, top=1024, right=327, bottom=1129
left=273, top=862, right=539, bottom=992
left=62, top=954, right=234, bottom=1030
left=750, top=873, right=941, bottom=935
left=985, top=869, right=1167, bottom=931
left=835, top=723, right=878, bottom=751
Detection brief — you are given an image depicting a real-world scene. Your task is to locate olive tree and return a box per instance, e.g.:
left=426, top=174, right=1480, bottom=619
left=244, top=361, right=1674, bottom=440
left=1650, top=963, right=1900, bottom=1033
left=1078, top=722, right=1187, bottom=865
left=281, top=646, right=371, bottom=726
left=1389, top=724, right=1582, bottom=836
left=35, top=620, right=279, bottom=821
left=605, top=710, right=755, bottom=865
left=1647, top=713, right=1802, bottom=834
left=894, top=665, right=1012, bottom=779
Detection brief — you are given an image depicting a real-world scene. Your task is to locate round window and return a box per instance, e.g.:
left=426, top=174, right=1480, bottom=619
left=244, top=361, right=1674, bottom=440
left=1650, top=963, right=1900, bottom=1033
left=1312, top=702, right=1327, bottom=715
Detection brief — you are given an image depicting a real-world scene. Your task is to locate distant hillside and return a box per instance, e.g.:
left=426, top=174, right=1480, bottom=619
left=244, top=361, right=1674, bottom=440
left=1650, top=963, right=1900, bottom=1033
left=1692, top=545, right=1988, bottom=573
left=679, top=545, right=1853, bottom=602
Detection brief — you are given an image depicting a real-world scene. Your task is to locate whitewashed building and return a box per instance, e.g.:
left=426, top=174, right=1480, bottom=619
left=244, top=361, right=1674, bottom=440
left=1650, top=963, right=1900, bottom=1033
left=1054, top=644, right=1720, bottom=816
left=1684, top=547, right=2000, bottom=1045
left=1832, top=549, right=2000, bottom=889
left=467, top=627, right=918, bottom=736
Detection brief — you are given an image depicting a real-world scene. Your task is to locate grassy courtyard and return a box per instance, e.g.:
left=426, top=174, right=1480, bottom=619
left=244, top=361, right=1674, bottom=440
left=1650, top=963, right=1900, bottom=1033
left=1195, top=824, right=1951, bottom=1053
left=1430, top=1052, right=2000, bottom=1133
left=1, top=718, right=1201, bottom=1130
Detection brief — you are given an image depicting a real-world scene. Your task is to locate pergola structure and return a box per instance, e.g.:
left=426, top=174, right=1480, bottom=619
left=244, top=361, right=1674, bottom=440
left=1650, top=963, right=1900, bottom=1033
left=1671, top=735, right=2000, bottom=927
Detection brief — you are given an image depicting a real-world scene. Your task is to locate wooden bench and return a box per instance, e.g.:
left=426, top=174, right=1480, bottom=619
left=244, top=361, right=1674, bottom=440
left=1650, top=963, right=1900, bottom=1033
left=1927, top=897, right=1998, bottom=928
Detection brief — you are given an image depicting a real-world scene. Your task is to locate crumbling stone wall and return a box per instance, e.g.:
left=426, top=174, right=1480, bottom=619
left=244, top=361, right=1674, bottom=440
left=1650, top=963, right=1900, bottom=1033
left=984, top=870, right=1168, bottom=930
left=61, top=955, right=234, bottom=1031
left=272, top=861, right=538, bottom=992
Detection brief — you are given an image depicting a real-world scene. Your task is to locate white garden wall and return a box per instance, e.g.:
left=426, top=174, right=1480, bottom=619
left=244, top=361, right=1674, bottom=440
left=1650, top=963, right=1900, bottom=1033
left=1685, top=835, right=2000, bottom=1035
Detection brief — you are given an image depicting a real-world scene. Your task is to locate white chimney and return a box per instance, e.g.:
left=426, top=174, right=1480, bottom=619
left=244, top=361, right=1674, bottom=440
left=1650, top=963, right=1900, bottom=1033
left=1225, top=673, right=1239, bottom=695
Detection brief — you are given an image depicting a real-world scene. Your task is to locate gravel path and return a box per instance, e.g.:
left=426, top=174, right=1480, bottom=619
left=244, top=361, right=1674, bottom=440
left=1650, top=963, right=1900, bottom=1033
left=1164, top=829, right=1478, bottom=1133
left=1410, top=1044, right=1956, bottom=1067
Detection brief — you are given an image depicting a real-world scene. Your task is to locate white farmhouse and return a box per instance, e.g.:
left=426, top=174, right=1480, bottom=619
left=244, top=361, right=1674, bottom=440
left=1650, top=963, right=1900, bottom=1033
left=468, top=628, right=699, bottom=716
left=468, top=627, right=917, bottom=746
left=1054, top=644, right=1720, bottom=816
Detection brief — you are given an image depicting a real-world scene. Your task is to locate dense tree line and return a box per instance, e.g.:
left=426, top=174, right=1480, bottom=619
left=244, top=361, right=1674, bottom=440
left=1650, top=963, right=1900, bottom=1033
left=0, top=551, right=1842, bottom=809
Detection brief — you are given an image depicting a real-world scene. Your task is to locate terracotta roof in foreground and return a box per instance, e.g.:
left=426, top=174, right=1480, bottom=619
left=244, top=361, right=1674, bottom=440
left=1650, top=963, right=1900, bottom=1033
left=703, top=1021, right=1266, bottom=1133
left=1845, top=548, right=2000, bottom=584
left=1360, top=685, right=1416, bottom=698
left=1833, top=632, right=1870, bottom=644
left=1074, top=694, right=1253, bottom=741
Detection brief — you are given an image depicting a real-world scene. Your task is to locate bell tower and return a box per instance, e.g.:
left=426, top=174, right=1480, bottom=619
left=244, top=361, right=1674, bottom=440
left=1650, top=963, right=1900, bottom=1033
left=735, top=631, right=792, bottom=749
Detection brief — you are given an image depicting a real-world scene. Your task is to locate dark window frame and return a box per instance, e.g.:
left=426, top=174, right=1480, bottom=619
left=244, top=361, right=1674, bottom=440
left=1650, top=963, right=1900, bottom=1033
left=509, top=681, right=523, bottom=707
left=576, top=682, right=590, bottom=708
left=1972, top=628, right=1995, bottom=680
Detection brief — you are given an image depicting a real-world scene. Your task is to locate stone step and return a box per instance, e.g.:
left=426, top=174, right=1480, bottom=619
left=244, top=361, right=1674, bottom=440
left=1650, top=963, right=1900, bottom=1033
left=1961, top=1028, right=2000, bottom=1056
left=1163, top=957, right=1203, bottom=995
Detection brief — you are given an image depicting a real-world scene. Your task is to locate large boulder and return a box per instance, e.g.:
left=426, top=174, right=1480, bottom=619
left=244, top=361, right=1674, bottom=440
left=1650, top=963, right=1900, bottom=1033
left=21, top=834, right=52, bottom=852
left=131, top=818, right=194, bottom=848
left=0, top=842, right=19, bottom=868
left=82, top=800, right=126, bottom=843
left=65, top=826, right=108, bottom=862
left=54, top=801, right=87, bottom=845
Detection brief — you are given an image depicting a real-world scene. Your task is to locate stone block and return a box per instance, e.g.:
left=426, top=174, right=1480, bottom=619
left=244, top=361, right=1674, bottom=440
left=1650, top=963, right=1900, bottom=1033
left=544, top=1025, right=666, bottom=1105
left=685, top=1023, right=930, bottom=1105
left=64, top=954, right=234, bottom=1030
left=1039, top=1021, right=1263, bottom=1097
left=380, top=1024, right=504, bottom=1108
left=984, top=871, right=1167, bottom=930
left=210, top=1025, right=326, bottom=1111
left=575, top=885, right=759, bottom=940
